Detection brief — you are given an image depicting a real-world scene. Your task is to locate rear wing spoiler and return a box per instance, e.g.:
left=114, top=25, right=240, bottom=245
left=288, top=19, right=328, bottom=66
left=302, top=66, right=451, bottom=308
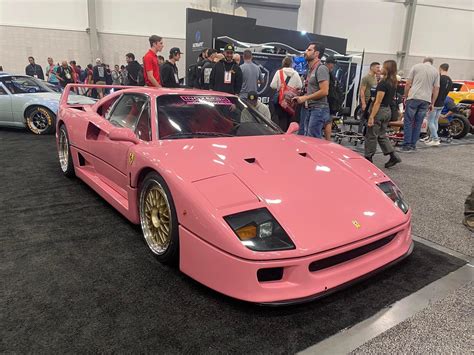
left=59, top=83, right=136, bottom=109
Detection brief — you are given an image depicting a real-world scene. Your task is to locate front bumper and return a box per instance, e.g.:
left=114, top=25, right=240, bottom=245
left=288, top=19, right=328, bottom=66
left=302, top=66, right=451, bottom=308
left=179, top=220, right=413, bottom=304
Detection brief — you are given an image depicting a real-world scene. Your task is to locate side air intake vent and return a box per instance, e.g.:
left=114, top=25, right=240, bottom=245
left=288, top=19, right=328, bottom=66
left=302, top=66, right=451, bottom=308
left=257, top=267, right=284, bottom=282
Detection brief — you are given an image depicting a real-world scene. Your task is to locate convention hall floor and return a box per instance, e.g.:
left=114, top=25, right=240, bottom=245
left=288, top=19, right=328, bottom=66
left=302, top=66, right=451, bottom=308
left=1, top=129, right=472, bottom=353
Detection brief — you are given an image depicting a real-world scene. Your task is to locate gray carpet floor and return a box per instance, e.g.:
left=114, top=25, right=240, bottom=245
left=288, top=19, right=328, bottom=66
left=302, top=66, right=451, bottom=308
left=370, top=143, right=474, bottom=256
left=344, top=138, right=474, bottom=354
left=352, top=281, right=473, bottom=354
left=0, top=129, right=469, bottom=353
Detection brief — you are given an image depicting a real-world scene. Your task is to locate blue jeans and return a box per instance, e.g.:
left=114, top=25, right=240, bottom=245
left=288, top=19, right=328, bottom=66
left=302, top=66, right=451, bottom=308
left=298, top=106, right=330, bottom=138
left=427, top=107, right=443, bottom=140
left=403, top=99, right=430, bottom=148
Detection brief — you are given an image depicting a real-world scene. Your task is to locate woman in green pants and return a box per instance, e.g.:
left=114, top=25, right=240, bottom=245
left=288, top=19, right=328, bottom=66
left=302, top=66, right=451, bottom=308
left=364, top=60, right=402, bottom=169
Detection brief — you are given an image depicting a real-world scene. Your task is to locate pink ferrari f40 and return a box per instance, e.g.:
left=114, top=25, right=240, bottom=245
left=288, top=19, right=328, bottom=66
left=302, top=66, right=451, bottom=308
left=56, top=84, right=413, bottom=305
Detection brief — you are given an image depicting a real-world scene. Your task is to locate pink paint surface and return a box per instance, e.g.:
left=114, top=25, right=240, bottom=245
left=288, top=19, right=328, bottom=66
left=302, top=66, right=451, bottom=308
left=57, top=84, right=413, bottom=303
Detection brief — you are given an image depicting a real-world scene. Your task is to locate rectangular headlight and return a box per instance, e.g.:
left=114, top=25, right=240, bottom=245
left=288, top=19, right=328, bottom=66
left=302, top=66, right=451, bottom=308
left=378, top=181, right=409, bottom=214
left=224, top=208, right=295, bottom=252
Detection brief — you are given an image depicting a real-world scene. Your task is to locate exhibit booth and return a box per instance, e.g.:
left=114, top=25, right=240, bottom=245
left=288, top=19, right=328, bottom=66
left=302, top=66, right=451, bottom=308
left=185, top=8, right=362, bottom=115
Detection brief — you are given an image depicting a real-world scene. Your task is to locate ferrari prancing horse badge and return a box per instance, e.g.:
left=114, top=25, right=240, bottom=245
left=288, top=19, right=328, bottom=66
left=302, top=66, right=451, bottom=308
left=352, top=220, right=361, bottom=229
left=128, top=152, right=135, bottom=165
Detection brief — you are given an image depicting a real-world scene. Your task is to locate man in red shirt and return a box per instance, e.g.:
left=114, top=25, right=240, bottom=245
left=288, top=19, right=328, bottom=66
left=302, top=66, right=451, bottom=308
left=143, top=35, right=164, bottom=87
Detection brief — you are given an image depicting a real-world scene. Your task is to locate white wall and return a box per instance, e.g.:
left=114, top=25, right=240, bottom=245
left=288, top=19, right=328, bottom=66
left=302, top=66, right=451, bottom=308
left=418, top=0, right=474, bottom=11
left=96, top=0, right=194, bottom=39
left=410, top=3, right=474, bottom=60
left=297, top=0, right=316, bottom=32
left=320, top=0, right=406, bottom=54
left=0, top=0, right=88, bottom=30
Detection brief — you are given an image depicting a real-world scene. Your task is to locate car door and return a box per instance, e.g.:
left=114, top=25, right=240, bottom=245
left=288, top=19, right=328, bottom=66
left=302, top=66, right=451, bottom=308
left=0, top=81, right=13, bottom=123
left=87, top=93, right=149, bottom=197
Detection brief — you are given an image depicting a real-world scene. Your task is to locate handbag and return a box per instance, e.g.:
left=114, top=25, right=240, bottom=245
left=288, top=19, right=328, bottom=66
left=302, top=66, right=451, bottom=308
left=278, top=70, right=299, bottom=116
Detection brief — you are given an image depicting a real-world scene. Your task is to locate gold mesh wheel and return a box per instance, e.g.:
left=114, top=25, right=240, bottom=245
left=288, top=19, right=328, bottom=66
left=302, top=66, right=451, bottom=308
left=140, top=179, right=172, bottom=255
left=58, top=128, right=69, bottom=173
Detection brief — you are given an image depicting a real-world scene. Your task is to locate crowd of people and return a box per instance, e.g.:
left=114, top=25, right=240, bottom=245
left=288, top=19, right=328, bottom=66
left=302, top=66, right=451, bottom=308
left=19, top=34, right=452, bottom=170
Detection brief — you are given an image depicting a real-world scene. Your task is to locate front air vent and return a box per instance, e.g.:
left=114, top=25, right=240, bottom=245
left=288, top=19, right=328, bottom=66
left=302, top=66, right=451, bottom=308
left=298, top=152, right=307, bottom=157
left=309, top=233, right=397, bottom=272
left=257, top=267, right=284, bottom=282
left=244, top=157, right=256, bottom=164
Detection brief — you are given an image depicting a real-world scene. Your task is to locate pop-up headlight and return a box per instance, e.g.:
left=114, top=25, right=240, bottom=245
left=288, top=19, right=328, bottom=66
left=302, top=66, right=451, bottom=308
left=378, top=181, right=409, bottom=214
left=224, top=208, right=295, bottom=251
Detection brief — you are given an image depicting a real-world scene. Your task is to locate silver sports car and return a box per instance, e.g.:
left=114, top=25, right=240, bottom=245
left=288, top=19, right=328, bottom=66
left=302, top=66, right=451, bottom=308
left=0, top=73, right=95, bottom=134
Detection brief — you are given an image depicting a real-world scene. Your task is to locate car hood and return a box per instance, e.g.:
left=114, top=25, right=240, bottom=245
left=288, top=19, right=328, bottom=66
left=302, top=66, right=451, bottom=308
left=155, top=135, right=408, bottom=255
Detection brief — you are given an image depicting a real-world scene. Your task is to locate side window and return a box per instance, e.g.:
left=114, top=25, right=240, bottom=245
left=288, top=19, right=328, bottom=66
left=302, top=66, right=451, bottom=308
left=135, top=102, right=151, bottom=141
left=97, top=96, right=120, bottom=118
left=108, top=94, right=148, bottom=131
left=0, top=85, right=7, bottom=95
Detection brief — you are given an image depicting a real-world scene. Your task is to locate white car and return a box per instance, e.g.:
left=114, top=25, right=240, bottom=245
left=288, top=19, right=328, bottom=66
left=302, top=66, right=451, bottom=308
left=0, top=73, right=95, bottom=134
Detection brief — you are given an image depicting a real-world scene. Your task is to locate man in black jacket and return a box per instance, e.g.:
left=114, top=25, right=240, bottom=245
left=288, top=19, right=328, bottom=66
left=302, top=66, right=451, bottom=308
left=25, top=57, right=44, bottom=80
left=209, top=44, right=242, bottom=95
left=93, top=58, right=107, bottom=98
left=160, top=47, right=182, bottom=88
left=125, top=53, right=143, bottom=86
left=198, top=48, right=217, bottom=90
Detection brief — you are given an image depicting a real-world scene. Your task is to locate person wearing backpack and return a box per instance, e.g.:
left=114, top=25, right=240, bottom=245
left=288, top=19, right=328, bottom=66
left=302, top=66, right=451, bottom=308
left=198, top=49, right=217, bottom=90
left=324, top=56, right=343, bottom=140
left=294, top=42, right=330, bottom=139
left=270, top=56, right=302, bottom=131
left=187, top=48, right=208, bottom=88
left=125, top=53, right=144, bottom=86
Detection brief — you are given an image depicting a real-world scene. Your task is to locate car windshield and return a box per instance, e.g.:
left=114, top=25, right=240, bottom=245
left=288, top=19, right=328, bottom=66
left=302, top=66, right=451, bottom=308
left=156, top=95, right=282, bottom=140
left=451, top=83, right=463, bottom=92
left=2, top=76, right=55, bottom=94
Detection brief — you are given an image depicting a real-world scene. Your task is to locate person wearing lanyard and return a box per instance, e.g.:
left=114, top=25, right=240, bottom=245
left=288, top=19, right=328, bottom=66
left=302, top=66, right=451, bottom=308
left=364, top=60, right=401, bottom=168
left=293, top=42, right=330, bottom=138
left=25, top=56, right=44, bottom=80
left=45, top=57, right=59, bottom=86
left=209, top=44, right=243, bottom=95
left=160, top=47, right=182, bottom=88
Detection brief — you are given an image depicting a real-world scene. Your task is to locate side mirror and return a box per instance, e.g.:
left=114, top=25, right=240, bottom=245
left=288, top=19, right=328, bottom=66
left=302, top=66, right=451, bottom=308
left=286, top=122, right=299, bottom=135
left=108, top=127, right=140, bottom=144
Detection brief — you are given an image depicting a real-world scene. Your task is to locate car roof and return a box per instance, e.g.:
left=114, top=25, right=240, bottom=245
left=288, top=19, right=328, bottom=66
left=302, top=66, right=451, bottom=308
left=0, top=73, right=30, bottom=78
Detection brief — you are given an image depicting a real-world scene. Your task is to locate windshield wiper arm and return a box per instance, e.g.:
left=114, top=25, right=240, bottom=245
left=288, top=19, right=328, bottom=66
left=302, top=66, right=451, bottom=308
left=193, top=131, right=233, bottom=137
left=161, top=132, right=233, bottom=139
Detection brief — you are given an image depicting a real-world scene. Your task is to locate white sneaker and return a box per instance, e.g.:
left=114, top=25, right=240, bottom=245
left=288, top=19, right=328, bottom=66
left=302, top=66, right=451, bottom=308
left=426, top=139, right=440, bottom=146
left=421, top=136, right=430, bottom=142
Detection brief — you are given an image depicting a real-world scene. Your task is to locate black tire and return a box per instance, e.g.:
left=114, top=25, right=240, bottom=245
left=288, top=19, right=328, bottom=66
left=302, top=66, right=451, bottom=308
left=25, top=106, right=56, bottom=135
left=449, top=114, right=470, bottom=139
left=139, top=172, right=179, bottom=264
left=58, top=124, right=75, bottom=177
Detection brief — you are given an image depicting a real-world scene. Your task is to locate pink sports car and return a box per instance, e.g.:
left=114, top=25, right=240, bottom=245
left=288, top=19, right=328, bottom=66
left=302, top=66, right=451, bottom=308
left=56, top=84, right=413, bottom=305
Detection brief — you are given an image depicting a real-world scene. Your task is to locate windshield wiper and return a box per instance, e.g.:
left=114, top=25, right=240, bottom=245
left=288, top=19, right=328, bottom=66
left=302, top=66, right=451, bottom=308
left=161, top=132, right=233, bottom=140
left=193, top=131, right=233, bottom=137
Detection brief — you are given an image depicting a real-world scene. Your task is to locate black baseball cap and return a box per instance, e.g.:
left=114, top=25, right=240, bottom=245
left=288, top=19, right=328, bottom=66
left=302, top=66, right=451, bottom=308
left=248, top=91, right=258, bottom=100
left=325, top=56, right=337, bottom=64
left=170, top=47, right=183, bottom=56
left=224, top=44, right=235, bottom=52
